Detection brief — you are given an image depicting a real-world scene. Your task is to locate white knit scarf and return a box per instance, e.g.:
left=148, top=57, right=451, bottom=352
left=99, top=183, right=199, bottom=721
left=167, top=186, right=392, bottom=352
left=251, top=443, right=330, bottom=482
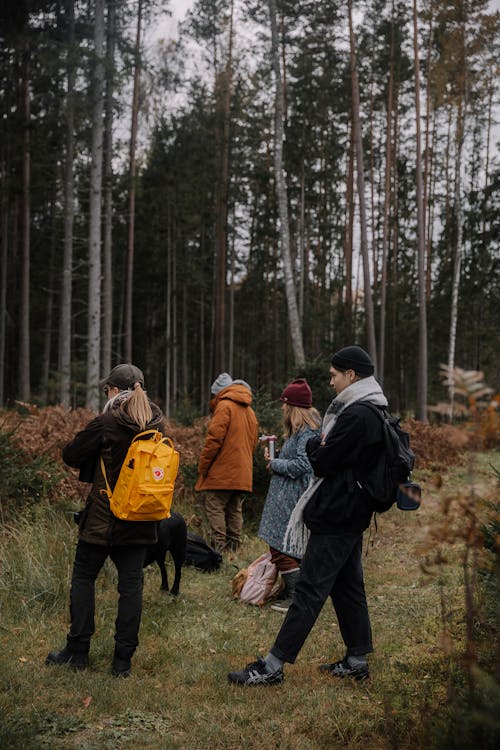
left=282, top=375, right=388, bottom=557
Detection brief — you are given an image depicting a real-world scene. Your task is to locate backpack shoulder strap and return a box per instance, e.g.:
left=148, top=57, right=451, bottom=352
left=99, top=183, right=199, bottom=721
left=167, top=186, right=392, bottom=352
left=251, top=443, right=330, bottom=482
left=355, top=401, right=387, bottom=422
left=99, top=455, right=112, bottom=499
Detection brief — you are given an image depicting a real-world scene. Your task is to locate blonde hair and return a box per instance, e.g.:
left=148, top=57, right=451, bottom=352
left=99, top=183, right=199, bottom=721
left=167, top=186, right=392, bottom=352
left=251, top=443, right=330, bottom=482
left=282, top=403, right=321, bottom=438
left=121, top=382, right=153, bottom=430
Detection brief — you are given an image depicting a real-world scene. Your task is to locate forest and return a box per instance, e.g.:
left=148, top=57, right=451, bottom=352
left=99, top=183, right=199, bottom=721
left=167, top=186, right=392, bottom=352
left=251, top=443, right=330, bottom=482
left=0, top=0, right=499, bottom=419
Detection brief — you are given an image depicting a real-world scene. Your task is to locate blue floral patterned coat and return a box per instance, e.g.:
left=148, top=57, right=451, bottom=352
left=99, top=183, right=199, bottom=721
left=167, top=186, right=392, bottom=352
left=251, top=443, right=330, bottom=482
left=258, top=425, right=320, bottom=556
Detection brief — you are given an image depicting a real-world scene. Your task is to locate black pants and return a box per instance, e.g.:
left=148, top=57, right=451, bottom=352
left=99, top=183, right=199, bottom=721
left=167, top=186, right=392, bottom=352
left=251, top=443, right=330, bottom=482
left=271, top=532, right=373, bottom=663
left=66, top=540, right=147, bottom=661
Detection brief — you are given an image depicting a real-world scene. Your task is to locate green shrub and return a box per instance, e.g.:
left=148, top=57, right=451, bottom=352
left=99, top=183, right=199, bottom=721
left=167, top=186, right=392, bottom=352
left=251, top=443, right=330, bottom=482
left=0, top=428, right=63, bottom=517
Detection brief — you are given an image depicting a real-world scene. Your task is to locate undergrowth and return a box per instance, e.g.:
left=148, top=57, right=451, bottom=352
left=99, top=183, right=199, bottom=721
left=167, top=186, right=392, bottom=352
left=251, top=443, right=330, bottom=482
left=0, top=452, right=498, bottom=750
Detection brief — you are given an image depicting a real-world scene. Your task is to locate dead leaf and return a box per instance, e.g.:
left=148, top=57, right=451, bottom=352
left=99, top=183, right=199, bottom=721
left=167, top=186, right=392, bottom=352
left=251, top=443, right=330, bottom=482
left=82, top=695, right=92, bottom=708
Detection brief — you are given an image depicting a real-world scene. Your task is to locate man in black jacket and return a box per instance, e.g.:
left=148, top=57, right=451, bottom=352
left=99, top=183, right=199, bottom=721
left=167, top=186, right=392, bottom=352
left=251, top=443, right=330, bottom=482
left=228, top=346, right=388, bottom=686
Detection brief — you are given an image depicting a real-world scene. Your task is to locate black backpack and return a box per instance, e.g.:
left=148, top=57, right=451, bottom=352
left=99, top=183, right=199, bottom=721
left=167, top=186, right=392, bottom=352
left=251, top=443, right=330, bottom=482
left=184, top=531, right=222, bottom=573
left=356, top=402, right=417, bottom=513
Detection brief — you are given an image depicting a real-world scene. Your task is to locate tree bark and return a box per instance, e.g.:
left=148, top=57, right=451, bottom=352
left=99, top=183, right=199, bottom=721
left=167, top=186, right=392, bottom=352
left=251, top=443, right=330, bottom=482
left=348, top=0, right=377, bottom=370
left=378, top=2, right=395, bottom=386
left=59, top=0, right=75, bottom=408
left=268, top=0, right=305, bottom=367
left=343, top=120, right=354, bottom=341
left=86, top=0, right=105, bottom=410
left=447, top=104, right=465, bottom=416
left=102, top=0, right=115, bottom=379
left=413, top=0, right=428, bottom=421
left=213, top=0, right=234, bottom=375
left=0, top=156, right=8, bottom=406
left=123, top=0, right=142, bottom=363
left=19, top=44, right=31, bottom=401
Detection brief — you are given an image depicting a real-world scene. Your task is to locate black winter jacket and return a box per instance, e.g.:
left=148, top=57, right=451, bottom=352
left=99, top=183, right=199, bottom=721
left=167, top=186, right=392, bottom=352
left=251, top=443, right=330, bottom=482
left=63, top=401, right=166, bottom=546
left=304, top=402, right=385, bottom=534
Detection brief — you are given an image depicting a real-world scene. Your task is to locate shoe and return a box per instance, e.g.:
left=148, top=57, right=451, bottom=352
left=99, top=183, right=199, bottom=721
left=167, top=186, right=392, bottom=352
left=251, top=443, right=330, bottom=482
left=319, top=659, right=369, bottom=682
left=270, top=598, right=292, bottom=613
left=45, top=647, right=88, bottom=671
left=228, top=657, right=284, bottom=686
left=111, top=657, right=131, bottom=678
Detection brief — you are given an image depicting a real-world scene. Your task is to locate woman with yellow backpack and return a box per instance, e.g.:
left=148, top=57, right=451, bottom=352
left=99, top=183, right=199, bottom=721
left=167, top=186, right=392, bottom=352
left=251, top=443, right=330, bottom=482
left=46, top=364, right=173, bottom=678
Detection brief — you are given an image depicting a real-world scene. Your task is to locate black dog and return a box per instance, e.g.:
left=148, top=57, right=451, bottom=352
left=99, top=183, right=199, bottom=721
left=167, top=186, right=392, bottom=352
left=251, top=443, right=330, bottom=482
left=143, top=511, right=187, bottom=595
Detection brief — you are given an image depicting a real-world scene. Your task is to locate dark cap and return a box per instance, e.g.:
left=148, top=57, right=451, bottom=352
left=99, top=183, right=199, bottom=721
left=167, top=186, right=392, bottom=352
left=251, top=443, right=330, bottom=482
left=100, top=364, right=144, bottom=390
left=280, top=378, right=313, bottom=408
left=331, top=346, right=374, bottom=376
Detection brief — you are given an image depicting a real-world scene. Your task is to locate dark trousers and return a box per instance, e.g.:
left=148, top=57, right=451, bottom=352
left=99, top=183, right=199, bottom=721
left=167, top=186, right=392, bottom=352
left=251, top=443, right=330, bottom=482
left=66, top=540, right=147, bottom=661
left=270, top=532, right=373, bottom=664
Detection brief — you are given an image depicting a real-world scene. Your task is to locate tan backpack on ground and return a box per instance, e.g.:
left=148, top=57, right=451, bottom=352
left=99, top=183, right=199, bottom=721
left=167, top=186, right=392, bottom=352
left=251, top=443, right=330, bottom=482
left=232, top=552, right=284, bottom=606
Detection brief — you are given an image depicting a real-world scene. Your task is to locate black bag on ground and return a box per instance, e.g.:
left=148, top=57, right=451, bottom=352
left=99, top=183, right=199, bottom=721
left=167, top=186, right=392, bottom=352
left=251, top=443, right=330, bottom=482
left=184, top=531, right=222, bottom=572
left=356, top=402, right=420, bottom=513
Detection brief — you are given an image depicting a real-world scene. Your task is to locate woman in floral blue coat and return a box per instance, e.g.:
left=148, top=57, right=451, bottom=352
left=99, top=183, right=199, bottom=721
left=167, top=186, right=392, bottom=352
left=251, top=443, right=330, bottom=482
left=258, top=378, right=321, bottom=612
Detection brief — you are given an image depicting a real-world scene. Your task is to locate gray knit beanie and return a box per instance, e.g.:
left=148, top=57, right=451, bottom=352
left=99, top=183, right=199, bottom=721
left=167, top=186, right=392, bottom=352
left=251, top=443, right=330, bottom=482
left=211, top=372, right=233, bottom=395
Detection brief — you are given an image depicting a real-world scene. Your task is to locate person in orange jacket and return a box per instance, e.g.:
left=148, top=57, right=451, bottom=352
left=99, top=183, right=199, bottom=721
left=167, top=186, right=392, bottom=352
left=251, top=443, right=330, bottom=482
left=195, top=373, right=259, bottom=553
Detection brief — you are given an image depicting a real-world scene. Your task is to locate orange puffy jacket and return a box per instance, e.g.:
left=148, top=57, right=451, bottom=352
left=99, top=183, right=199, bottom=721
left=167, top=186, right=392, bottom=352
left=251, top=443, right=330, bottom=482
left=195, top=383, right=259, bottom=492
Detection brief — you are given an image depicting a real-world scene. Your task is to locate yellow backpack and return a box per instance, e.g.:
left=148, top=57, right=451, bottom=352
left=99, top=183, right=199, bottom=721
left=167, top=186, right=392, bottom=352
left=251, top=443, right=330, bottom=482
left=100, top=430, right=180, bottom=521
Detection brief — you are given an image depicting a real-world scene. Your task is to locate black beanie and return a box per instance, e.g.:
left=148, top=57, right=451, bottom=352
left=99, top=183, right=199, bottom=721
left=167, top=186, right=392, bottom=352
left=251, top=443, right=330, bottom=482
left=331, top=346, right=374, bottom=376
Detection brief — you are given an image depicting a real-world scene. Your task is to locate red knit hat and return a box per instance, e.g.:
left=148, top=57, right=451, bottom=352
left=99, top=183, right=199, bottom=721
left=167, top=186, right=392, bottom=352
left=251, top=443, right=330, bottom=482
left=280, top=378, right=312, bottom=408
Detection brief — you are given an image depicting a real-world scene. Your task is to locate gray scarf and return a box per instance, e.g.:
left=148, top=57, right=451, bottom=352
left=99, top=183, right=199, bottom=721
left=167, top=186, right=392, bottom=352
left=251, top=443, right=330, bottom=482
left=282, top=375, right=388, bottom=557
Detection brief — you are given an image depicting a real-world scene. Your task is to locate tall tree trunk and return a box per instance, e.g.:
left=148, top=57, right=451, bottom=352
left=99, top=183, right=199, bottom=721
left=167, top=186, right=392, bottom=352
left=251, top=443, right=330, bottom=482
left=378, top=1, right=395, bottom=386
left=228, top=205, right=236, bottom=374
left=268, top=0, right=305, bottom=367
left=59, top=0, right=75, bottom=408
left=343, top=120, right=354, bottom=341
left=413, top=0, right=428, bottom=421
left=123, top=0, right=142, bottom=363
left=19, top=44, right=31, bottom=401
left=165, top=207, right=172, bottom=418
left=40, top=194, right=57, bottom=404
left=86, top=0, right=105, bottom=410
left=348, top=0, right=377, bottom=369
left=447, top=104, right=465, bottom=416
left=0, top=156, right=8, bottom=406
left=102, top=0, right=115, bottom=377
left=213, top=0, right=234, bottom=375
left=423, top=1, right=433, bottom=300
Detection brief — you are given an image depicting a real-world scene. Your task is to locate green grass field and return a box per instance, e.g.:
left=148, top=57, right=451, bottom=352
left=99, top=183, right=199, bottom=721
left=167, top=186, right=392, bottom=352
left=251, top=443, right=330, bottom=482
left=0, top=453, right=498, bottom=750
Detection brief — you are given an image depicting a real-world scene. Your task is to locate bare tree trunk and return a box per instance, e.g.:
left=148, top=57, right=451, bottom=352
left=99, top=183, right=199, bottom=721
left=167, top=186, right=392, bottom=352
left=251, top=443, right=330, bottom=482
left=86, top=0, right=105, bottom=410
left=102, top=0, right=115, bottom=377
left=482, top=80, right=493, bottom=237
left=447, top=104, right=465, bottom=416
left=413, top=0, right=428, bottom=421
left=123, top=0, right=142, bottom=363
left=348, top=0, right=377, bottom=369
left=172, top=220, right=178, bottom=409
left=268, top=0, right=305, bottom=367
left=59, top=0, right=75, bottom=408
left=378, top=1, right=395, bottom=386
left=40, top=193, right=57, bottom=403
left=344, top=121, right=354, bottom=341
left=298, top=159, right=305, bottom=323
left=213, top=0, right=234, bottom=375
left=0, top=156, right=8, bottom=406
left=19, top=45, right=31, bottom=401
left=228, top=205, right=236, bottom=373
left=165, top=207, right=172, bottom=418
left=423, top=0, right=433, bottom=299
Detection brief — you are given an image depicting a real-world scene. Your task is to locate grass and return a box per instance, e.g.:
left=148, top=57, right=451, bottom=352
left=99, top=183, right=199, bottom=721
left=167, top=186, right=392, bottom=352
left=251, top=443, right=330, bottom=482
left=0, top=453, right=498, bottom=750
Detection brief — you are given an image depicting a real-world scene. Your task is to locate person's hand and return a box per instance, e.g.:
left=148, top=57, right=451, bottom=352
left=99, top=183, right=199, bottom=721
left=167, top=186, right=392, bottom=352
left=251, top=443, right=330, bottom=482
left=263, top=446, right=270, bottom=461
